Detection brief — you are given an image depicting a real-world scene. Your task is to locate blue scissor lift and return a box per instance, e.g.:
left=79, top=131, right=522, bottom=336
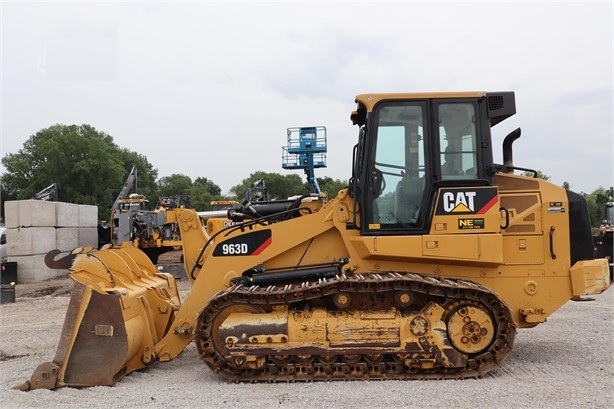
left=281, top=126, right=327, bottom=194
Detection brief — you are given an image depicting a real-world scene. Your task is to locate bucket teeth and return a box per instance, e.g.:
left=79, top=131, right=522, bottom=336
left=13, top=362, right=61, bottom=391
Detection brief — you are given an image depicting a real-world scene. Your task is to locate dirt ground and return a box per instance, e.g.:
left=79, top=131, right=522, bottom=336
left=0, top=272, right=613, bottom=409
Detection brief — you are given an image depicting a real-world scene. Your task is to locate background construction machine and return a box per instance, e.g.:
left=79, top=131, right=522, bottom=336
left=593, top=201, right=613, bottom=280
left=209, top=200, right=239, bottom=211
left=17, top=91, right=609, bottom=391
left=99, top=166, right=190, bottom=264
left=30, top=183, right=59, bottom=201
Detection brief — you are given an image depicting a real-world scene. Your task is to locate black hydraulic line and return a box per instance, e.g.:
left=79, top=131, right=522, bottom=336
left=235, top=265, right=340, bottom=286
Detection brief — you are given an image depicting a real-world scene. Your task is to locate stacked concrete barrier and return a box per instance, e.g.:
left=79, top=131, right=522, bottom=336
left=3, top=200, right=99, bottom=282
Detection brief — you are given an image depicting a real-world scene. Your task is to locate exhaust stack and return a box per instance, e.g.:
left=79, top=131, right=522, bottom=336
left=502, top=128, right=521, bottom=173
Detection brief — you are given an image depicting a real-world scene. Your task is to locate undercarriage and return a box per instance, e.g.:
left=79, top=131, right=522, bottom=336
left=195, top=272, right=516, bottom=381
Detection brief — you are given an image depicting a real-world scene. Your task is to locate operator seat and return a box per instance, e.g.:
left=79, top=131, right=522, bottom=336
left=441, top=145, right=463, bottom=177
left=394, top=176, right=423, bottom=224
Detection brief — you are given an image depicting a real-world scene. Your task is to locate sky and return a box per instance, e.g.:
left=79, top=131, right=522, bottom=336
left=1, top=0, right=612, bottom=196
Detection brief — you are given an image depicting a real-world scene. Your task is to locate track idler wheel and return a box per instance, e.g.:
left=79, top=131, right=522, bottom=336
left=445, top=300, right=496, bottom=355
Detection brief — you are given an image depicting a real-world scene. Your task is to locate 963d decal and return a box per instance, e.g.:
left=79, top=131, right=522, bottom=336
left=213, top=230, right=272, bottom=256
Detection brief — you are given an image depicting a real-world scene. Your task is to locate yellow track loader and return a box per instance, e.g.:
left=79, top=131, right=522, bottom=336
left=16, top=91, right=609, bottom=390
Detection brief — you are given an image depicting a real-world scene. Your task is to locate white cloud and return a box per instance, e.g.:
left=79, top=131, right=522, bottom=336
left=1, top=1, right=612, bottom=195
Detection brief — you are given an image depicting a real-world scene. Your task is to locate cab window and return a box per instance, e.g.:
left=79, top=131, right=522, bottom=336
left=439, top=103, right=478, bottom=179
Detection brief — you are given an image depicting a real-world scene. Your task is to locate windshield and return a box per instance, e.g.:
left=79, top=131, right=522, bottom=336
left=366, top=102, right=427, bottom=229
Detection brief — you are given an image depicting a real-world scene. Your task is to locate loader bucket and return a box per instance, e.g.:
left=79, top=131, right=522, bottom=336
left=14, top=246, right=181, bottom=391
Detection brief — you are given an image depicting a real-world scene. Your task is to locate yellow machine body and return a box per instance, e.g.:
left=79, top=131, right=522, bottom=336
left=17, top=91, right=609, bottom=390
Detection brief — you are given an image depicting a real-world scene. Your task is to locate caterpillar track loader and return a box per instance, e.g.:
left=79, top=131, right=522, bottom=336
left=16, top=91, right=609, bottom=390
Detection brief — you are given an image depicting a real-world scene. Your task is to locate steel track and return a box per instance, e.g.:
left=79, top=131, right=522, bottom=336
left=195, top=272, right=516, bottom=381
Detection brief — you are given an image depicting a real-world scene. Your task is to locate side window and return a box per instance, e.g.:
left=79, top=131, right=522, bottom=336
left=439, top=103, right=478, bottom=179
left=367, top=103, right=426, bottom=231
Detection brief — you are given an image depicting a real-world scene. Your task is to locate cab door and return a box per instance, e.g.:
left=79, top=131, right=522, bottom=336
left=363, top=100, right=431, bottom=235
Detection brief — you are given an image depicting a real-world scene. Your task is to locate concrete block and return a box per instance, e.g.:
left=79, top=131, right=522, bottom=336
left=6, top=227, right=57, bottom=256
left=18, top=200, right=57, bottom=227
left=56, top=202, right=80, bottom=227
left=78, top=227, right=99, bottom=248
left=56, top=228, right=79, bottom=252
left=4, top=201, right=20, bottom=228
left=7, top=254, right=67, bottom=283
left=78, top=204, right=99, bottom=227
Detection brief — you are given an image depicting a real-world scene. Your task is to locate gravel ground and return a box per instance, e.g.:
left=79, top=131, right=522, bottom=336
left=1, top=275, right=612, bottom=409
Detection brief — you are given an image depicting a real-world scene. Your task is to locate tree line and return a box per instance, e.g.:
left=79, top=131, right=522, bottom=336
left=521, top=171, right=613, bottom=228
left=0, top=124, right=347, bottom=220
left=1, top=124, right=611, bottom=226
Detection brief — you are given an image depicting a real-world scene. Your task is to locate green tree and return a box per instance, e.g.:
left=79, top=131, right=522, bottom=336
left=229, top=172, right=308, bottom=201
left=153, top=174, right=224, bottom=210
left=193, top=177, right=221, bottom=197
left=316, top=176, right=348, bottom=199
left=157, top=174, right=193, bottom=198
left=188, top=177, right=223, bottom=210
left=1, top=124, right=158, bottom=219
left=585, top=186, right=613, bottom=227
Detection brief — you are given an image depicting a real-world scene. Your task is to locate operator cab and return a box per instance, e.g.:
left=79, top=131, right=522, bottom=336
left=349, top=91, right=515, bottom=235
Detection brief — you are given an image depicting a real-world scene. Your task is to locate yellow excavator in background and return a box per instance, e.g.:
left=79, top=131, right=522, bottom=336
left=209, top=200, right=239, bottom=211
left=98, top=166, right=190, bottom=264
left=17, top=91, right=609, bottom=390
left=107, top=193, right=190, bottom=264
